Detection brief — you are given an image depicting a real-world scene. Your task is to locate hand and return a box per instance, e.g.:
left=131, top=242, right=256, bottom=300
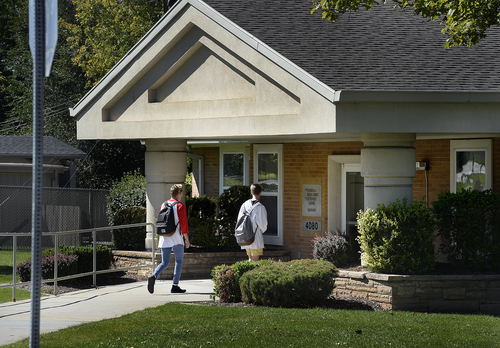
left=185, top=239, right=190, bottom=248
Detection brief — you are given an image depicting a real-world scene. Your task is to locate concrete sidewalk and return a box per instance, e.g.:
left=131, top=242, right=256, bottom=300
left=0, top=279, right=214, bottom=346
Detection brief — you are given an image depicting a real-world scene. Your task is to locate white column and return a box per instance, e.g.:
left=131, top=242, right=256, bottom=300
left=361, top=133, right=416, bottom=210
left=144, top=139, right=187, bottom=251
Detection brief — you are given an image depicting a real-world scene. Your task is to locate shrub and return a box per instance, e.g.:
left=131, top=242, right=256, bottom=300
left=217, top=185, right=250, bottom=222
left=215, top=185, right=250, bottom=250
left=58, top=244, right=112, bottom=274
left=239, top=259, right=337, bottom=308
left=106, top=170, right=146, bottom=226
left=211, top=259, right=274, bottom=303
left=16, top=254, right=79, bottom=282
left=432, top=189, right=500, bottom=271
left=311, top=229, right=355, bottom=268
left=187, top=218, right=222, bottom=250
left=112, top=206, right=147, bottom=250
left=356, top=198, right=436, bottom=274
left=42, top=248, right=55, bottom=258
left=187, top=195, right=217, bottom=219
left=186, top=195, right=226, bottom=250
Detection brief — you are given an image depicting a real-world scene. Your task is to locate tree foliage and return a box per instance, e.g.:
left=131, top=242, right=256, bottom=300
left=60, top=0, right=163, bottom=86
left=0, top=0, right=87, bottom=139
left=0, top=0, right=148, bottom=189
left=311, top=0, right=500, bottom=48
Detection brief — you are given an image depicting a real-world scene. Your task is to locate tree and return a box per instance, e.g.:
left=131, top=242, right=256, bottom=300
left=0, top=0, right=147, bottom=189
left=0, top=0, right=17, bottom=123
left=311, top=0, right=500, bottom=48
left=60, top=0, right=164, bottom=86
left=76, top=140, right=145, bottom=189
left=0, top=0, right=87, bottom=139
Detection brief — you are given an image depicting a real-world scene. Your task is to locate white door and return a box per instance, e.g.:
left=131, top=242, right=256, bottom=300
left=254, top=144, right=283, bottom=246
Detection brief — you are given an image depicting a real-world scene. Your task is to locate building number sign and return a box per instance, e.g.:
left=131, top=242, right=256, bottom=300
left=303, top=220, right=321, bottom=232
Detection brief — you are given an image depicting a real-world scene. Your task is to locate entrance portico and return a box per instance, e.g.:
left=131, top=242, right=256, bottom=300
left=71, top=0, right=500, bottom=258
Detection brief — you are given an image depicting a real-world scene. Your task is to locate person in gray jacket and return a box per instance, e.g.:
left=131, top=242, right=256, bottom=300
left=238, top=183, right=268, bottom=261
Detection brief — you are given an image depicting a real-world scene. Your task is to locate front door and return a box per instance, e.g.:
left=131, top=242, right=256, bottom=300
left=254, top=144, right=283, bottom=246
left=342, top=163, right=364, bottom=260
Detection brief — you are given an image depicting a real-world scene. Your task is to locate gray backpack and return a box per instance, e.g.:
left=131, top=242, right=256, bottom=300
left=235, top=201, right=260, bottom=246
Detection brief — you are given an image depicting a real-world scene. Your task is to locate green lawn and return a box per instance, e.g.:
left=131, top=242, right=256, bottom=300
left=0, top=250, right=33, bottom=303
left=4, top=303, right=499, bottom=347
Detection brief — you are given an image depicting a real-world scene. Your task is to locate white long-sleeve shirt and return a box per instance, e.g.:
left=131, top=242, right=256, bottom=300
left=237, top=199, right=268, bottom=250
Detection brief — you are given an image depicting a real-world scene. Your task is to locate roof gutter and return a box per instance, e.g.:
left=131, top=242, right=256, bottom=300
left=0, top=163, right=68, bottom=170
left=334, top=90, right=500, bottom=103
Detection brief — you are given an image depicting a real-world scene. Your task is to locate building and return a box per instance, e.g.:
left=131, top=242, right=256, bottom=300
left=70, top=0, right=500, bottom=257
left=0, top=135, right=85, bottom=188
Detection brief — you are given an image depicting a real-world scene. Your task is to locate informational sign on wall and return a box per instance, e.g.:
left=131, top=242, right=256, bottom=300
left=302, top=184, right=322, bottom=217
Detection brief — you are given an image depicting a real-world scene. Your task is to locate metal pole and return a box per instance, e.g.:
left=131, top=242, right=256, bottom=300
left=93, top=230, right=97, bottom=287
left=54, top=234, right=58, bottom=295
left=152, top=225, right=156, bottom=272
left=30, top=0, right=45, bottom=346
left=13, top=235, right=17, bottom=302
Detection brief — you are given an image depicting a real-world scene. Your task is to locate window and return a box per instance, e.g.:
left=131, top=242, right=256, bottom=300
left=450, top=139, right=492, bottom=192
left=220, top=145, right=249, bottom=193
left=223, top=153, right=244, bottom=187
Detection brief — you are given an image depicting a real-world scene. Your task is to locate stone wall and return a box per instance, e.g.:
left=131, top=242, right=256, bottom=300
left=112, top=250, right=291, bottom=280
left=333, top=271, right=500, bottom=313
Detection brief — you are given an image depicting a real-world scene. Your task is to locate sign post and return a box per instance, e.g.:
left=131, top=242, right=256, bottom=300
left=28, top=0, right=57, bottom=346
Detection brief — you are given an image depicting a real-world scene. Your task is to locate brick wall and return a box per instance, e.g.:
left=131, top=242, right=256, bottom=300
left=283, top=142, right=363, bottom=259
left=414, top=139, right=450, bottom=204
left=192, top=138, right=500, bottom=261
left=192, top=147, right=219, bottom=198
left=414, top=138, right=500, bottom=204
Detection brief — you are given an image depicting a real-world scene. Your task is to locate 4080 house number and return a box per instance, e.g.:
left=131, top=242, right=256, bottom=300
left=302, top=220, right=321, bottom=232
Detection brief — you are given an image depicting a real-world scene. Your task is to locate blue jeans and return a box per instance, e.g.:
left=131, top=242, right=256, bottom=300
left=153, top=244, right=184, bottom=285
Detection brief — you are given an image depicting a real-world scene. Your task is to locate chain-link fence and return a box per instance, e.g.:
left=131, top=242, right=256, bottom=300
left=0, top=185, right=109, bottom=250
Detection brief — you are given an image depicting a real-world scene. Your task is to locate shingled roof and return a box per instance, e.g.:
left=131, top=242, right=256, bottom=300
left=203, top=0, right=500, bottom=91
left=0, top=136, right=86, bottom=158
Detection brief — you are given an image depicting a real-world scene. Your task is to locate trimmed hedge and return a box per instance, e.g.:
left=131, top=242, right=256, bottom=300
left=433, top=189, right=500, bottom=271
left=43, top=244, right=112, bottom=274
left=16, top=254, right=79, bottom=282
left=211, top=260, right=275, bottom=303
left=239, top=259, right=337, bottom=308
left=356, top=198, right=436, bottom=275
left=112, top=206, right=147, bottom=250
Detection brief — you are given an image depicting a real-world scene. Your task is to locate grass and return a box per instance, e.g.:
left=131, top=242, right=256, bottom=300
left=4, top=303, right=500, bottom=347
left=0, top=250, right=33, bottom=303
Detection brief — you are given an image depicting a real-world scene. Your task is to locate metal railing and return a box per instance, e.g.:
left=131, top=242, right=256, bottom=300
left=0, top=223, right=157, bottom=302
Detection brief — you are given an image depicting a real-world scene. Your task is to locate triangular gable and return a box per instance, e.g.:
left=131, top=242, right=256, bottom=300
left=72, top=0, right=336, bottom=141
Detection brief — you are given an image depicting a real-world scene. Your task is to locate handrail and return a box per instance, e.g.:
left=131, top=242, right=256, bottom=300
left=0, top=223, right=157, bottom=302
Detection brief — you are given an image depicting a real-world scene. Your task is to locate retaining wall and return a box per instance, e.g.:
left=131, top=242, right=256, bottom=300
left=112, top=250, right=291, bottom=280
left=333, top=271, right=500, bottom=313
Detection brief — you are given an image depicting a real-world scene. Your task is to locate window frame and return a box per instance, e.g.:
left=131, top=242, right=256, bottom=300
left=450, top=139, right=493, bottom=193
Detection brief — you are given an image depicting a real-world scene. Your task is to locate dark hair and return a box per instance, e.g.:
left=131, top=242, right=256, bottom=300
left=251, top=183, right=262, bottom=196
